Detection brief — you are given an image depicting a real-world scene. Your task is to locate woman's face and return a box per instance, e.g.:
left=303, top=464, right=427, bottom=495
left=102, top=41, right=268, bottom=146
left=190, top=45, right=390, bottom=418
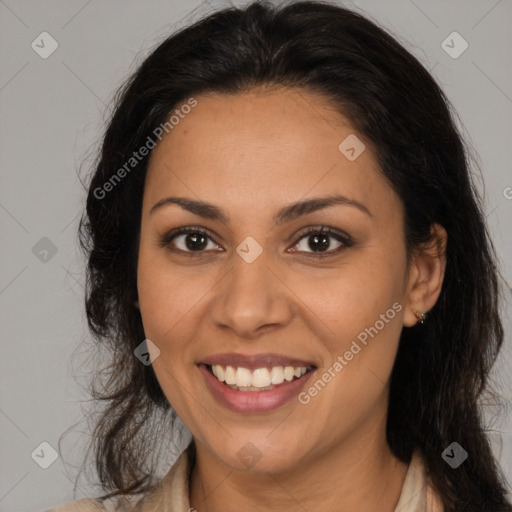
left=138, top=87, right=415, bottom=473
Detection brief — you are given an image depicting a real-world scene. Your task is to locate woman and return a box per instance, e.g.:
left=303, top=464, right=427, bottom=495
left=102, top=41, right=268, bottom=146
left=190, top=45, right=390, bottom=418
left=48, top=1, right=511, bottom=511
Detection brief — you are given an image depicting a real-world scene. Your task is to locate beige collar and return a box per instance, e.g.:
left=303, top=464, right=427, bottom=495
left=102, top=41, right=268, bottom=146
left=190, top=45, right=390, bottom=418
left=394, top=451, right=443, bottom=512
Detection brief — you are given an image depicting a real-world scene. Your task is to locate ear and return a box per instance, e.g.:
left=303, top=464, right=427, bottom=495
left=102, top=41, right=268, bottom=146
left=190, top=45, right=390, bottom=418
left=403, top=223, right=448, bottom=327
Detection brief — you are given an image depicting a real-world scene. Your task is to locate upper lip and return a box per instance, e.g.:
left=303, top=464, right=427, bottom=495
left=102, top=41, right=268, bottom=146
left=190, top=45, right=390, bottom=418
left=200, top=353, right=317, bottom=370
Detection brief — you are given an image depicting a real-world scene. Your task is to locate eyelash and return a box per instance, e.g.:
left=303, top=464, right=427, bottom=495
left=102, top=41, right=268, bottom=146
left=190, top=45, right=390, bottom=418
left=158, top=225, right=354, bottom=259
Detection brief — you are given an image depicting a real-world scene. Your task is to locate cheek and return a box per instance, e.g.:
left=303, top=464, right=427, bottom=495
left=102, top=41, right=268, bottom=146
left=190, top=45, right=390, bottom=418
left=302, top=298, right=403, bottom=442
left=137, top=241, right=201, bottom=331
left=136, top=252, right=197, bottom=406
left=136, top=245, right=220, bottom=385
left=295, top=252, right=406, bottom=350
left=297, top=248, right=406, bottom=412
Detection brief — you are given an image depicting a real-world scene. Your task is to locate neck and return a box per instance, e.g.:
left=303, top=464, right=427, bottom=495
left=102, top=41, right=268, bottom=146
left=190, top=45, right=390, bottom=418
left=189, top=418, right=408, bottom=512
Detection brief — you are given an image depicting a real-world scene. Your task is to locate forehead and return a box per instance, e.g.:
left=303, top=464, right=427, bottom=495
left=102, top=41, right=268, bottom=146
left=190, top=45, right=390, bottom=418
left=144, top=87, right=397, bottom=220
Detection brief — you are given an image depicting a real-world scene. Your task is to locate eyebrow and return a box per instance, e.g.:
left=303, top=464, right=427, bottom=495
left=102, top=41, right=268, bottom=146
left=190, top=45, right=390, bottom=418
left=149, top=194, right=373, bottom=224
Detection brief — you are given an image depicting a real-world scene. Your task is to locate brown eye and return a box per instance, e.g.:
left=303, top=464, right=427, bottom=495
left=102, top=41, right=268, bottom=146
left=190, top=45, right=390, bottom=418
left=289, top=226, right=353, bottom=257
left=160, top=227, right=221, bottom=255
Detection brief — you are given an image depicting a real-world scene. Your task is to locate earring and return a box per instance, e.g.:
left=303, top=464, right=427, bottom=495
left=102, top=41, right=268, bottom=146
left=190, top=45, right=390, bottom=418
left=415, top=310, right=427, bottom=324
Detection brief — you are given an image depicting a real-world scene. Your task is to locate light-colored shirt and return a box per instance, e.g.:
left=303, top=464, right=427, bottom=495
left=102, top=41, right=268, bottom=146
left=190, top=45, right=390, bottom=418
left=45, top=443, right=443, bottom=511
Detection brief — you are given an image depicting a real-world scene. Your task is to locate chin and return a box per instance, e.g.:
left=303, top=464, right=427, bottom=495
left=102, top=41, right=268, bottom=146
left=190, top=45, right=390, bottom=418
left=208, top=437, right=308, bottom=474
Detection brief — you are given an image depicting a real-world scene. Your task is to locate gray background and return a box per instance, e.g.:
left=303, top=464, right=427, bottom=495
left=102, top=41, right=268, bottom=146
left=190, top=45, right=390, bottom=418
left=0, top=0, right=511, bottom=510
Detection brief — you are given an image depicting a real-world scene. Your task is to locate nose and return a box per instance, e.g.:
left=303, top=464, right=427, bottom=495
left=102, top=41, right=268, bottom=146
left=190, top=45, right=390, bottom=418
left=208, top=247, right=294, bottom=339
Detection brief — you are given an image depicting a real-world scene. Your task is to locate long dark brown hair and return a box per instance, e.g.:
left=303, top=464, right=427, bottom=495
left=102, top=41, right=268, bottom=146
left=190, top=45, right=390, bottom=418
left=68, top=1, right=511, bottom=510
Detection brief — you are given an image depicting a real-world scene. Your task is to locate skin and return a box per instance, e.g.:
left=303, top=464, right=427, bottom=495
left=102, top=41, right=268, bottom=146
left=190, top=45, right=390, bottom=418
left=137, top=86, right=447, bottom=512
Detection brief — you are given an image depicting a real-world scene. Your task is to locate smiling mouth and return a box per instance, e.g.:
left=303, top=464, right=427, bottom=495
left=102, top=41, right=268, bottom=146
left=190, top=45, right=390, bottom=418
left=204, top=363, right=316, bottom=391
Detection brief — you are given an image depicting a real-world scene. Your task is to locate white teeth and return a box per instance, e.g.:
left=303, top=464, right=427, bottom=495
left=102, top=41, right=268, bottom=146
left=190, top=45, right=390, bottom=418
left=235, top=367, right=252, bottom=387
left=284, top=366, right=295, bottom=381
left=209, top=364, right=310, bottom=389
left=252, top=368, right=272, bottom=387
left=224, top=366, right=236, bottom=385
left=270, top=366, right=284, bottom=384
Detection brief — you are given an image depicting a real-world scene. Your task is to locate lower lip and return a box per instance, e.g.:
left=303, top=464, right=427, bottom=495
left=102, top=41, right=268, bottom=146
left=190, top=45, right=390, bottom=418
left=198, top=363, right=316, bottom=413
